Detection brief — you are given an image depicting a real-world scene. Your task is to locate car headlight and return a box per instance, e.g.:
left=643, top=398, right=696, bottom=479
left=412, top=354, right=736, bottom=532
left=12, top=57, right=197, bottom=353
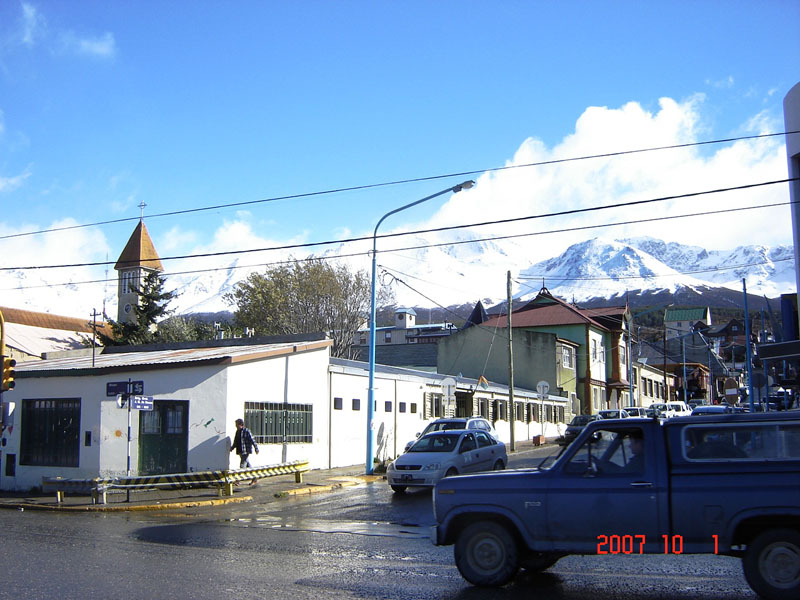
left=422, top=463, right=440, bottom=471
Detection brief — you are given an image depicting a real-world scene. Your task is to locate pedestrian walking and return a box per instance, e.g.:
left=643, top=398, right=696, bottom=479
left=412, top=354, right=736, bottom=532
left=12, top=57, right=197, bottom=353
left=230, top=418, right=259, bottom=484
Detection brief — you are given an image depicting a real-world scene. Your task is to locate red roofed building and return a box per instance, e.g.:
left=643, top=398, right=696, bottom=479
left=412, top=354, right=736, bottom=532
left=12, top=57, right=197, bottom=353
left=439, top=288, right=631, bottom=416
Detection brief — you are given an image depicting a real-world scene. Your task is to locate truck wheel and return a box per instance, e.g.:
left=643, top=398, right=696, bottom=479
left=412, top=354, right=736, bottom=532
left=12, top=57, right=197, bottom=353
left=390, top=485, right=406, bottom=494
left=454, top=521, right=519, bottom=586
left=521, top=551, right=561, bottom=572
left=742, top=528, right=800, bottom=600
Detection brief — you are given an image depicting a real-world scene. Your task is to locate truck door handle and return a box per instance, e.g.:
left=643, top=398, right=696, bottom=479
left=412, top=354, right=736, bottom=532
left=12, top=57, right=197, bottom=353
left=630, top=482, right=653, bottom=488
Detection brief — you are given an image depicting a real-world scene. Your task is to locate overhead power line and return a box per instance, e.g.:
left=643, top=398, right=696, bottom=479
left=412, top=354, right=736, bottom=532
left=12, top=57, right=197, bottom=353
left=1, top=177, right=795, bottom=272
left=2, top=130, right=798, bottom=242
left=8, top=196, right=793, bottom=294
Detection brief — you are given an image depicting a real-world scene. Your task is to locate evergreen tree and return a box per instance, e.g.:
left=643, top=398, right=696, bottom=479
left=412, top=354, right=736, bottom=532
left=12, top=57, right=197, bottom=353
left=109, top=271, right=177, bottom=345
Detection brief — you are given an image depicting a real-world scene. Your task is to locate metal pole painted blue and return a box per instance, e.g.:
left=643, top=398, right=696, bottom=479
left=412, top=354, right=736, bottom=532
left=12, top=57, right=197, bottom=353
left=366, top=181, right=474, bottom=474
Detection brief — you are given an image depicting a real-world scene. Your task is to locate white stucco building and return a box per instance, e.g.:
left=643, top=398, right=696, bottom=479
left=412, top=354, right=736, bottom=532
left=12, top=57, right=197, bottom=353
left=0, top=334, right=563, bottom=492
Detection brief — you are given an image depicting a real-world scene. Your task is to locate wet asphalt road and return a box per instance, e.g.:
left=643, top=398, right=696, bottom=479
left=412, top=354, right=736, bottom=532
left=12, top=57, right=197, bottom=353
left=0, top=447, right=756, bottom=600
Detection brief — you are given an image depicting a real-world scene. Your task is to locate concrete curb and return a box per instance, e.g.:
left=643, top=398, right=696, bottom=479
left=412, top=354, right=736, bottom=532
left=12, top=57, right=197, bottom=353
left=275, top=474, right=381, bottom=497
left=0, top=495, right=254, bottom=512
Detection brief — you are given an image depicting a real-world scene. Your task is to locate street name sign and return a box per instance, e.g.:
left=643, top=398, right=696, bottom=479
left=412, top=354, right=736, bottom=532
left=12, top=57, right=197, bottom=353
left=106, top=380, right=144, bottom=396
left=131, top=396, right=154, bottom=411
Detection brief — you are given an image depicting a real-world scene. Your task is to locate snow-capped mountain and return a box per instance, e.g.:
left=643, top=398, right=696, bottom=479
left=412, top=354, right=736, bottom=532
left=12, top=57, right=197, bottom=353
left=2, top=235, right=794, bottom=319
left=515, top=237, right=795, bottom=305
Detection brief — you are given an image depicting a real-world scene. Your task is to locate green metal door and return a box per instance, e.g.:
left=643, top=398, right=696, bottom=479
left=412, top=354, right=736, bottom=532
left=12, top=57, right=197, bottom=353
left=138, top=400, right=188, bottom=475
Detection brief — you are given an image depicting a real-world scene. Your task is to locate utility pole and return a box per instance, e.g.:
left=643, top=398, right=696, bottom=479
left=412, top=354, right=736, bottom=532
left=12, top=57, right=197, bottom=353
left=507, top=271, right=515, bottom=452
left=743, top=279, right=755, bottom=412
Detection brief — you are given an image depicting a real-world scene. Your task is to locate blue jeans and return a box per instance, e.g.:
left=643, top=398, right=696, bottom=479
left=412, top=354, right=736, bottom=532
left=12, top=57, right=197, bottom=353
left=239, top=454, right=252, bottom=469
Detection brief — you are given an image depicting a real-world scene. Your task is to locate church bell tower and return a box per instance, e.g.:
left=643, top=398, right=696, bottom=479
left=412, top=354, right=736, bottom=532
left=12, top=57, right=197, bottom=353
left=114, top=217, right=163, bottom=325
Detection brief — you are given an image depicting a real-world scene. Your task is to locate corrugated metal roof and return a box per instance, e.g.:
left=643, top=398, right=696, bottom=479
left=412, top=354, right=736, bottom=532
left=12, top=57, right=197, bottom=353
left=329, top=357, right=540, bottom=398
left=4, top=322, right=88, bottom=357
left=17, top=339, right=332, bottom=376
left=484, top=303, right=608, bottom=330
left=1, top=305, right=106, bottom=333
left=664, top=307, right=709, bottom=322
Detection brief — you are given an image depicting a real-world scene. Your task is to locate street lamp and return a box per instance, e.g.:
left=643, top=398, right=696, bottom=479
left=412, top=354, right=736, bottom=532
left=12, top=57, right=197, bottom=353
left=366, top=180, right=475, bottom=474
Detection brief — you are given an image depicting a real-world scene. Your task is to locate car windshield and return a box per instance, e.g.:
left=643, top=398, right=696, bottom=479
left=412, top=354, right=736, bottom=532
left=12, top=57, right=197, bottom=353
left=600, top=411, right=622, bottom=418
left=421, top=421, right=467, bottom=435
left=569, top=415, right=594, bottom=426
left=409, top=433, right=460, bottom=453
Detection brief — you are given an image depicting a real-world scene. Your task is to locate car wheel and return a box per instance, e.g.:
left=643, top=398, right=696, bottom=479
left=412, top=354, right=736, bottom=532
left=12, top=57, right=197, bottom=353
left=444, top=467, right=458, bottom=478
left=520, top=551, right=561, bottom=572
left=390, top=485, right=407, bottom=494
left=454, top=521, right=519, bottom=586
left=493, top=459, right=505, bottom=470
left=742, top=528, right=800, bottom=600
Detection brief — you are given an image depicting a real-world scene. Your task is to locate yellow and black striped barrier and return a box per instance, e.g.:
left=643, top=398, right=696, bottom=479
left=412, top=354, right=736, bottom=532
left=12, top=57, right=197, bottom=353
left=41, top=460, right=311, bottom=504
left=218, top=461, right=311, bottom=496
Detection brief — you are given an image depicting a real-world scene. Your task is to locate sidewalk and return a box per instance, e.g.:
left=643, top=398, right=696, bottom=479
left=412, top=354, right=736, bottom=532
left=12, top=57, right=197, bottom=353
left=0, top=440, right=554, bottom=512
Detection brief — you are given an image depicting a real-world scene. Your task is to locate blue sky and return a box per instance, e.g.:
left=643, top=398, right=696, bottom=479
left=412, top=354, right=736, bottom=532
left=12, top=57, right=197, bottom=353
left=1, top=1, right=799, bottom=314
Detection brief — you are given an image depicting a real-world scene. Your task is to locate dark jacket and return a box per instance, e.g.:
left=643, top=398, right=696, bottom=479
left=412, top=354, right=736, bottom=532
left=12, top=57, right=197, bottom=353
left=231, top=426, right=258, bottom=456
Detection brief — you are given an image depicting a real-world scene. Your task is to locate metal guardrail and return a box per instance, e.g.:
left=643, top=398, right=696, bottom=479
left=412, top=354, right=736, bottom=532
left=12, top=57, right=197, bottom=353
left=41, top=460, right=310, bottom=504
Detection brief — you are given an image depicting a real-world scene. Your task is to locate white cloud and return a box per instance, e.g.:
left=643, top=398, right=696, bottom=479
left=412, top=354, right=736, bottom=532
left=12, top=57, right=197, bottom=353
left=424, top=95, right=790, bottom=265
left=20, top=2, right=44, bottom=47
left=158, top=225, right=198, bottom=253
left=0, top=165, right=32, bottom=193
left=61, top=31, right=116, bottom=59
left=0, top=219, right=111, bottom=316
left=7, top=3, right=116, bottom=59
left=706, top=75, right=735, bottom=89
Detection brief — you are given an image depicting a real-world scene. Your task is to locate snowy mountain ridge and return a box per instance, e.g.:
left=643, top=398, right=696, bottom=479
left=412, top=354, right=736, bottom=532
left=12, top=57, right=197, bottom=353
left=2, top=235, right=795, bottom=318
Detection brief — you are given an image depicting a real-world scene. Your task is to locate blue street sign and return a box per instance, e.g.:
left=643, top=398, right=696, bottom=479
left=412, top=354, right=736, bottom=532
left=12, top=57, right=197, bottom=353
left=106, top=380, right=144, bottom=396
left=131, top=396, right=154, bottom=411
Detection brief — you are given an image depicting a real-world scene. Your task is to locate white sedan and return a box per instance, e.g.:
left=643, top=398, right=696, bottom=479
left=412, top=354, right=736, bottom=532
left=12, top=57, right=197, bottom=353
left=387, top=430, right=506, bottom=493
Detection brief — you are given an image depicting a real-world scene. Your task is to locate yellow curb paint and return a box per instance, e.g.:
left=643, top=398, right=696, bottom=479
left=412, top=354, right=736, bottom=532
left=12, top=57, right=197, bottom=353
left=0, top=496, right=253, bottom=512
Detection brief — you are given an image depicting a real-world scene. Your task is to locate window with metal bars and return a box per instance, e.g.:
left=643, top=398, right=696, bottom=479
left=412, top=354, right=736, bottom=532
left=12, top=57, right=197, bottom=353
left=20, top=398, right=81, bottom=467
left=244, top=402, right=313, bottom=444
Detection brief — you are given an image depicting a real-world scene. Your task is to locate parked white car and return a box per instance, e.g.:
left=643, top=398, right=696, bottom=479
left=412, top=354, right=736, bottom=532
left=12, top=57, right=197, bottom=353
left=388, top=430, right=506, bottom=493
left=648, top=403, right=669, bottom=417
left=623, top=407, right=649, bottom=418
left=664, top=401, right=692, bottom=418
left=598, top=409, right=630, bottom=419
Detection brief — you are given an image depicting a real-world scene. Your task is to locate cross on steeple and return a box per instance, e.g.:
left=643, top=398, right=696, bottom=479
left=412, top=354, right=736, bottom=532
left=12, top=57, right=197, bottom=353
left=138, top=200, right=147, bottom=221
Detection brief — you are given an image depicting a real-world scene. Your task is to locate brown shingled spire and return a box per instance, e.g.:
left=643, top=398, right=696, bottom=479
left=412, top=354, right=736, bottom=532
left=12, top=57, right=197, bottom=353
left=114, top=221, right=163, bottom=271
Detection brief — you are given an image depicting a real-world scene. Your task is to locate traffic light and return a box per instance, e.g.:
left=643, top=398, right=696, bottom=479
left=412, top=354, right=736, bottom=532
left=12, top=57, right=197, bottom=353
left=2, top=356, right=16, bottom=392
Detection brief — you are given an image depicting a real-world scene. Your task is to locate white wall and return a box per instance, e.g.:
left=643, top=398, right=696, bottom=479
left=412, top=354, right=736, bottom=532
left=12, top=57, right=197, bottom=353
left=328, top=368, right=431, bottom=468
left=589, top=329, right=607, bottom=383
left=0, top=365, right=233, bottom=490
left=226, top=348, right=330, bottom=469
left=2, top=345, right=569, bottom=491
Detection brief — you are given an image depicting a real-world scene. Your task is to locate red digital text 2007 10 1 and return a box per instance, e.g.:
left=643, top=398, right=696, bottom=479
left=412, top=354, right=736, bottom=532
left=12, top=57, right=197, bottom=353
left=596, top=534, right=720, bottom=555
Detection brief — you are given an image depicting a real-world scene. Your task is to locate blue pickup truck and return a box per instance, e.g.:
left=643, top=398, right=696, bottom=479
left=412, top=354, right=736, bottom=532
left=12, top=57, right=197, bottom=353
left=432, top=412, right=800, bottom=600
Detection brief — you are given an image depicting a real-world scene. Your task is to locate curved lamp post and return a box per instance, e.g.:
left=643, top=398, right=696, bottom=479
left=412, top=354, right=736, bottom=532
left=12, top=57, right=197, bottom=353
left=366, top=180, right=475, bottom=474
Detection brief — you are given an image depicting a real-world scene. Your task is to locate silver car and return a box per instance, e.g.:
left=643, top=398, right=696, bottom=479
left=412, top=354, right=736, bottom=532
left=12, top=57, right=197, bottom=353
left=388, top=430, right=506, bottom=493
left=404, top=417, right=497, bottom=452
